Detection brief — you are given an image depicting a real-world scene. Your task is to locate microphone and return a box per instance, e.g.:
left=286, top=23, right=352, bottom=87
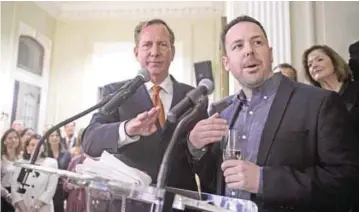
left=167, top=78, right=214, bottom=123
left=101, top=68, right=151, bottom=116
left=16, top=69, right=150, bottom=194
left=155, top=96, right=208, bottom=212
left=208, top=98, right=234, bottom=116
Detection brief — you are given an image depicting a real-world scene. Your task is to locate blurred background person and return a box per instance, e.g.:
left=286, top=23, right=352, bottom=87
left=11, top=120, right=24, bottom=133
left=1, top=128, right=21, bottom=212
left=302, top=44, right=359, bottom=190
left=63, top=122, right=76, bottom=151
left=349, top=40, right=359, bottom=81
left=19, top=128, right=34, bottom=154
left=63, top=128, right=95, bottom=212
left=273, top=63, right=298, bottom=81
left=42, top=124, right=53, bottom=136
left=11, top=134, right=58, bottom=212
left=303, top=45, right=359, bottom=116
left=46, top=129, right=71, bottom=212
left=69, top=128, right=84, bottom=158
left=63, top=153, right=86, bottom=212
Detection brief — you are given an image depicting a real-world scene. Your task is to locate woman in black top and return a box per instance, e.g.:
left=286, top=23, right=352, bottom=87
left=46, top=129, right=71, bottom=212
left=303, top=45, right=359, bottom=125
left=303, top=45, right=359, bottom=211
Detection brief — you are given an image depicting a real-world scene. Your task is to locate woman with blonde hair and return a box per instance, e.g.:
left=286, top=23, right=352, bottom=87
left=303, top=44, right=359, bottom=112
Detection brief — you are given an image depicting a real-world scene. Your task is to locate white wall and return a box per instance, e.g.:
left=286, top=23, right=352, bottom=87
left=0, top=1, right=56, bottom=134
left=315, top=2, right=359, bottom=60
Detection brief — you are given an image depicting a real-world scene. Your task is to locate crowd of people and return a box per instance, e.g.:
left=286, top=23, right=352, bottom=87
left=1, top=122, right=88, bottom=212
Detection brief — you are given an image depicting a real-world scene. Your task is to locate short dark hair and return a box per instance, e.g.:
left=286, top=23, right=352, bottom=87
left=221, top=15, right=268, bottom=55
left=134, top=19, right=175, bottom=48
left=274, top=63, right=297, bottom=72
left=274, top=63, right=298, bottom=81
left=20, top=128, right=33, bottom=137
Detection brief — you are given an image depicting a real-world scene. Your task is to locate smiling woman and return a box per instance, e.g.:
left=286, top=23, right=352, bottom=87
left=302, top=45, right=352, bottom=89
left=302, top=45, right=359, bottom=160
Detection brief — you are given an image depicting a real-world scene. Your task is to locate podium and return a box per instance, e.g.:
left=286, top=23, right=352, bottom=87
left=14, top=162, right=258, bottom=212
left=85, top=179, right=258, bottom=212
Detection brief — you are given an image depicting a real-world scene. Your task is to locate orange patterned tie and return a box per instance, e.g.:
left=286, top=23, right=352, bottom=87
left=152, top=85, right=165, bottom=128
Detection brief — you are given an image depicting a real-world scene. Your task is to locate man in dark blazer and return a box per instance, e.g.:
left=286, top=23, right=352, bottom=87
left=63, top=122, right=76, bottom=150
left=187, top=15, right=359, bottom=211
left=82, top=19, right=207, bottom=210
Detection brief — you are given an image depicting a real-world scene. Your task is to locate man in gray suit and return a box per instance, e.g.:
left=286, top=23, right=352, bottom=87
left=82, top=19, right=208, bottom=211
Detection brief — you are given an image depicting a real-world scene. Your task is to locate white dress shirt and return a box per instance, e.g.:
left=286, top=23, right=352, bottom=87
left=118, top=75, right=174, bottom=147
left=64, top=135, right=76, bottom=150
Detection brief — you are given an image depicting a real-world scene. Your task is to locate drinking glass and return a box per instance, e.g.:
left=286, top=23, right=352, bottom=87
left=222, top=130, right=245, bottom=161
left=222, top=129, right=248, bottom=198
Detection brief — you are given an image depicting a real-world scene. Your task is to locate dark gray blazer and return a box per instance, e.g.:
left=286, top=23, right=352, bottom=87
left=82, top=76, right=208, bottom=191
left=195, top=76, right=359, bottom=212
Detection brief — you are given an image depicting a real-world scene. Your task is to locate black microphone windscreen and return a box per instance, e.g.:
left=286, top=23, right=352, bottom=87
left=198, top=78, right=214, bottom=95
left=209, top=98, right=233, bottom=116
left=137, top=68, right=151, bottom=82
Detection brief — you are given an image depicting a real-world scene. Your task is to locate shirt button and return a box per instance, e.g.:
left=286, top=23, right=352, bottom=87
left=263, top=96, right=268, bottom=100
left=231, top=191, right=236, bottom=196
left=249, top=111, right=253, bottom=115
left=242, top=135, right=247, bottom=139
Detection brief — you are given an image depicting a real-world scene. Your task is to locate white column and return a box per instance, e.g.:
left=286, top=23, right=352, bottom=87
left=226, top=1, right=291, bottom=94
left=290, top=1, right=316, bottom=83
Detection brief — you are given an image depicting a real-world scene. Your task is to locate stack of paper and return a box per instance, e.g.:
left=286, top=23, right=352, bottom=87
left=76, top=151, right=152, bottom=186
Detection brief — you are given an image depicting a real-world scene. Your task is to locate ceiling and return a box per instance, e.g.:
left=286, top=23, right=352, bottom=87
left=35, top=1, right=225, bottom=20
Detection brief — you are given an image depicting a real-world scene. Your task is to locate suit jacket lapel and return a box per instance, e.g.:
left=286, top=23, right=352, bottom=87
left=132, top=85, right=153, bottom=113
left=257, top=77, right=295, bottom=165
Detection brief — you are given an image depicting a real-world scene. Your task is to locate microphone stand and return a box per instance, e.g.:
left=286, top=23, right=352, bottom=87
left=16, top=89, right=124, bottom=193
left=155, top=96, right=207, bottom=212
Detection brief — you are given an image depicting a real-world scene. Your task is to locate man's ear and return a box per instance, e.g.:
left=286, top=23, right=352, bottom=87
left=133, top=46, right=139, bottom=60
left=171, top=45, right=176, bottom=62
left=222, top=55, right=230, bottom=72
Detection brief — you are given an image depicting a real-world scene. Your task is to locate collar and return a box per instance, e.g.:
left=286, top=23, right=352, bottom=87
left=237, top=72, right=282, bottom=101
left=252, top=72, right=281, bottom=98
left=145, top=75, right=173, bottom=94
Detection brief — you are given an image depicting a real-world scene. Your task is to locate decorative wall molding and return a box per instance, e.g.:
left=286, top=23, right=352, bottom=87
left=35, top=1, right=225, bottom=20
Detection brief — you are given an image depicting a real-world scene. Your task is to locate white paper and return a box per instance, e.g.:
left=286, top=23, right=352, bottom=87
left=76, top=151, right=152, bottom=186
